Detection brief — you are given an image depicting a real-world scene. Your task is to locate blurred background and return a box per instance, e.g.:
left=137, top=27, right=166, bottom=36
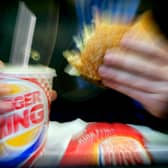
left=0, top=0, right=167, bottom=131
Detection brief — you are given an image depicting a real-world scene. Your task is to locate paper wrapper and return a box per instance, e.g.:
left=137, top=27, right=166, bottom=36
left=35, top=119, right=168, bottom=167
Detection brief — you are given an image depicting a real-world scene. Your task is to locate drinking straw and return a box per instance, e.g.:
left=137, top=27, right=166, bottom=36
left=10, top=1, right=36, bottom=66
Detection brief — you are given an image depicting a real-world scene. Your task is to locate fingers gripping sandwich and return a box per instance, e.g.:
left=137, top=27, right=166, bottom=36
left=64, top=12, right=164, bottom=82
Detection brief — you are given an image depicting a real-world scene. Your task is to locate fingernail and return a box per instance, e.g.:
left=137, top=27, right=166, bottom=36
left=51, top=90, right=57, bottom=101
left=102, top=80, right=117, bottom=89
left=98, top=65, right=105, bottom=75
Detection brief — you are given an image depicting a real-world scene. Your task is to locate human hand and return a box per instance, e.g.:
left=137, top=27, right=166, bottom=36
left=51, top=90, right=57, bottom=102
left=98, top=35, right=168, bottom=119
